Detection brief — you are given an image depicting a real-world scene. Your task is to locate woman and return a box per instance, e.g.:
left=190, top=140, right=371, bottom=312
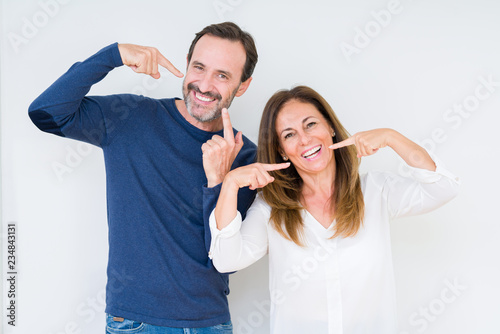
left=207, top=86, right=459, bottom=333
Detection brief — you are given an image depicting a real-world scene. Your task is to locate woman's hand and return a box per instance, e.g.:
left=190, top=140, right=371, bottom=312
left=225, top=162, right=291, bottom=191
left=329, top=128, right=394, bottom=158
left=215, top=162, right=290, bottom=230
left=329, top=128, right=436, bottom=171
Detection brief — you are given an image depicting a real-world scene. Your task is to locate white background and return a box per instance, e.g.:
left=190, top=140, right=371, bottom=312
left=1, top=0, right=499, bottom=333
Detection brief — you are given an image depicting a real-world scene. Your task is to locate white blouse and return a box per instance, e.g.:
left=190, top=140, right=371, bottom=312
left=209, top=160, right=460, bottom=334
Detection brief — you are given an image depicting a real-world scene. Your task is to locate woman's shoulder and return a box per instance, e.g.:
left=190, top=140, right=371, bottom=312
left=246, top=192, right=274, bottom=217
left=359, top=170, right=394, bottom=189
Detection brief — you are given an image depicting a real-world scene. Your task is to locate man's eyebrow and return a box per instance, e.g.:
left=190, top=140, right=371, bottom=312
left=192, top=61, right=205, bottom=67
left=191, top=61, right=233, bottom=78
left=217, top=69, right=232, bottom=79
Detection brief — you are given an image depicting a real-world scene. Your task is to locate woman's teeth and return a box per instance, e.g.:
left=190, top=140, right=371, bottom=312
left=303, top=146, right=321, bottom=158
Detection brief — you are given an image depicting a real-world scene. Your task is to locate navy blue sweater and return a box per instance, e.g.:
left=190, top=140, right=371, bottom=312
left=28, top=43, right=256, bottom=327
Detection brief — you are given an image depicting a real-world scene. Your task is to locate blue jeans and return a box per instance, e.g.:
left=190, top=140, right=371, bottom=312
left=105, top=314, right=233, bottom=334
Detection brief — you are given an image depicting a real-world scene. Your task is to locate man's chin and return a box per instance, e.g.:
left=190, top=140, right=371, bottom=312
left=189, top=108, right=221, bottom=123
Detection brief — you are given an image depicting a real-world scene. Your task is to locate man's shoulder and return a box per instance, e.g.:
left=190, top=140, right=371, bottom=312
left=130, top=95, right=176, bottom=105
left=109, top=95, right=177, bottom=111
left=234, top=133, right=257, bottom=166
left=241, top=133, right=257, bottom=150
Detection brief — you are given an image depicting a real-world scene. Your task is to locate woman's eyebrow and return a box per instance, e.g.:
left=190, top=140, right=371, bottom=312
left=279, top=116, right=318, bottom=135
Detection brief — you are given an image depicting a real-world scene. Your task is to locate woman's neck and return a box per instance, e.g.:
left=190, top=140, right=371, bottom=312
left=299, top=167, right=337, bottom=228
left=299, top=165, right=336, bottom=200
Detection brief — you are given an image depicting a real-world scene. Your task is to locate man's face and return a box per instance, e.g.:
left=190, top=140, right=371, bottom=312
left=183, top=34, right=249, bottom=123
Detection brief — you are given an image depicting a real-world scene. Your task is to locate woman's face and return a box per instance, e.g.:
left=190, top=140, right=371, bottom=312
left=275, top=100, right=335, bottom=177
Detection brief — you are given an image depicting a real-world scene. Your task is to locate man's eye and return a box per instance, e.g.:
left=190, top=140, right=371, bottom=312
left=194, top=65, right=203, bottom=71
left=218, top=74, right=228, bottom=80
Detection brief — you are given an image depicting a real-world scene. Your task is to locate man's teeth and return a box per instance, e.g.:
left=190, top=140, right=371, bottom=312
left=303, top=146, right=321, bottom=158
left=195, top=92, right=215, bottom=102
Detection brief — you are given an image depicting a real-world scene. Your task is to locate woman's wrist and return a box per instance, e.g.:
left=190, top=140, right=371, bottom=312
left=384, top=128, right=401, bottom=149
left=222, top=171, right=241, bottom=193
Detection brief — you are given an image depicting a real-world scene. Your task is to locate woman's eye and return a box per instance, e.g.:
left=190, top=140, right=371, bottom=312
left=306, top=122, right=317, bottom=128
left=284, top=133, right=293, bottom=139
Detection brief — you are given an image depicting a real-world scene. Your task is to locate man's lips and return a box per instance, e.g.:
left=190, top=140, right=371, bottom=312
left=194, top=91, right=216, bottom=103
left=187, top=83, right=221, bottom=104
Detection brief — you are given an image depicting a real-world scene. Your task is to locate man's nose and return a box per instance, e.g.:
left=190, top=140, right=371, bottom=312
left=197, top=74, right=214, bottom=94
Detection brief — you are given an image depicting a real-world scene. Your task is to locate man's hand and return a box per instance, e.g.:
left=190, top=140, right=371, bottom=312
left=117, top=44, right=183, bottom=79
left=202, top=108, right=244, bottom=187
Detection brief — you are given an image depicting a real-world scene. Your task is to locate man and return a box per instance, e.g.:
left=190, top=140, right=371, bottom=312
left=29, top=22, right=258, bottom=333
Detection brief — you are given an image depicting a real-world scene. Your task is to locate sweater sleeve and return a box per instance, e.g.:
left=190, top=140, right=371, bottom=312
left=375, top=154, right=461, bottom=219
left=202, top=136, right=257, bottom=254
left=202, top=184, right=257, bottom=254
left=28, top=43, right=126, bottom=147
left=208, top=194, right=269, bottom=273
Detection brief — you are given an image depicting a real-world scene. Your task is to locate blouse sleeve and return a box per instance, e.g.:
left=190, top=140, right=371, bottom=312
left=208, top=194, right=270, bottom=273
left=376, top=154, right=461, bottom=219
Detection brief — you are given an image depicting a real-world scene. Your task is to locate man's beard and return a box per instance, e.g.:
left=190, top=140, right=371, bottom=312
left=183, top=82, right=239, bottom=123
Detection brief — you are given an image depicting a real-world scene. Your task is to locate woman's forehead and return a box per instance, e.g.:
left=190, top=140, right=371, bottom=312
left=276, top=101, right=323, bottom=129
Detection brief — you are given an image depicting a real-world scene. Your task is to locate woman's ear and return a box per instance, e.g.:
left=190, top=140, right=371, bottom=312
left=278, top=149, right=288, bottom=161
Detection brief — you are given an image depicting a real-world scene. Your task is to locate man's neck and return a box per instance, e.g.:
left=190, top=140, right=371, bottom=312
left=175, top=100, right=223, bottom=132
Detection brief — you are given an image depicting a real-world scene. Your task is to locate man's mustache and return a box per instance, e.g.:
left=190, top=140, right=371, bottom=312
left=187, top=83, right=222, bottom=100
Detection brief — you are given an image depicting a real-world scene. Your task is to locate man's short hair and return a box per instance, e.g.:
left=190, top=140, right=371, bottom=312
left=187, top=22, right=258, bottom=83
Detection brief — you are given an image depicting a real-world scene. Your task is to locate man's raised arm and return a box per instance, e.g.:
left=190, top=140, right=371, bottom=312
left=28, top=43, right=182, bottom=147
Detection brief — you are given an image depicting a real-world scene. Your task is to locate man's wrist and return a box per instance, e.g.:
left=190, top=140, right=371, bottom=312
left=207, top=176, right=222, bottom=188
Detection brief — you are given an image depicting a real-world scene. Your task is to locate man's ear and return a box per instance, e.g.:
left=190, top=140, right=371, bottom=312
left=235, top=77, right=252, bottom=97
